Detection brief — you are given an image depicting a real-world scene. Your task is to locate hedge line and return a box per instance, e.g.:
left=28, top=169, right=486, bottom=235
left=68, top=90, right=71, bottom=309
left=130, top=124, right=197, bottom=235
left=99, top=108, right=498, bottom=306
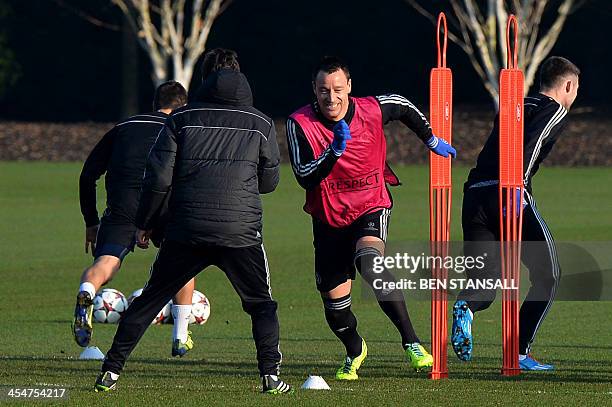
left=1, top=108, right=608, bottom=165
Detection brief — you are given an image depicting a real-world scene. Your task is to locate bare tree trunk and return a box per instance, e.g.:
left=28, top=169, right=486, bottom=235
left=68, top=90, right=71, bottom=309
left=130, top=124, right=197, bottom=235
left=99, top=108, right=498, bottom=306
left=173, top=65, right=187, bottom=89
left=174, top=64, right=195, bottom=90
left=112, top=0, right=228, bottom=89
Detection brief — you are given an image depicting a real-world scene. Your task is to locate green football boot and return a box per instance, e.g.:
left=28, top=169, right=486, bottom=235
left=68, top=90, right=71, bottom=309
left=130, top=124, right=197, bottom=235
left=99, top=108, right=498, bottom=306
left=94, top=371, right=119, bottom=392
left=335, top=339, right=368, bottom=380
left=171, top=331, right=194, bottom=357
left=405, top=342, right=434, bottom=371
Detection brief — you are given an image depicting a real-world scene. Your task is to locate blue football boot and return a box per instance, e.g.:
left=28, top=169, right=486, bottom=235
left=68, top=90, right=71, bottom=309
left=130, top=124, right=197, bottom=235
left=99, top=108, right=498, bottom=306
left=451, top=300, right=473, bottom=361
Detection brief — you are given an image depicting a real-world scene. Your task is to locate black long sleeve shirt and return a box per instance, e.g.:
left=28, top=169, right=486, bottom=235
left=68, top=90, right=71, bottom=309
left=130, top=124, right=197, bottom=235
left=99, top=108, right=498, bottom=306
left=134, top=70, right=280, bottom=247
left=79, top=112, right=167, bottom=227
left=286, top=94, right=433, bottom=190
left=466, top=93, right=568, bottom=192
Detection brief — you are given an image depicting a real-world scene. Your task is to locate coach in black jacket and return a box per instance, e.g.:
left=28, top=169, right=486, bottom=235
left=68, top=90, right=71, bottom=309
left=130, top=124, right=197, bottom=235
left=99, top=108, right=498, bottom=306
left=137, top=69, right=279, bottom=247
left=97, top=68, right=292, bottom=393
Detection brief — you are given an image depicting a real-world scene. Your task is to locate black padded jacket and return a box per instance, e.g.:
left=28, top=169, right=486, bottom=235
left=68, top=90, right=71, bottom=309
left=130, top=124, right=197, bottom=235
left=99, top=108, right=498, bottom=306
left=135, top=69, right=280, bottom=247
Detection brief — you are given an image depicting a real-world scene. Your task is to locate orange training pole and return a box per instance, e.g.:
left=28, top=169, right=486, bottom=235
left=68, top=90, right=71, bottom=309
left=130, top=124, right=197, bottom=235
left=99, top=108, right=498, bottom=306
left=499, top=14, right=524, bottom=377
left=429, top=11, right=452, bottom=380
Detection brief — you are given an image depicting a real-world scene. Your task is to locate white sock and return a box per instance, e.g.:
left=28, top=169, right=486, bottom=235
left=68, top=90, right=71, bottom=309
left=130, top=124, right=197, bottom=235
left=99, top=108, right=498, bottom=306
left=172, top=304, right=191, bottom=342
left=79, top=282, right=96, bottom=298
left=518, top=354, right=527, bottom=360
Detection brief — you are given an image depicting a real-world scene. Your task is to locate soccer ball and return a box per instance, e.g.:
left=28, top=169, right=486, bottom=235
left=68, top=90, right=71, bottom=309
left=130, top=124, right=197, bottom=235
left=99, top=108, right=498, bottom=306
left=93, top=288, right=128, bottom=323
left=189, top=290, right=211, bottom=325
left=128, top=288, right=172, bottom=325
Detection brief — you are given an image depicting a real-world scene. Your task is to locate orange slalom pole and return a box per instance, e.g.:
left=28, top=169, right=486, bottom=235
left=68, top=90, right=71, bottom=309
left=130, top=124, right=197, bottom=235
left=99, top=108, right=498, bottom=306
left=498, top=14, right=524, bottom=377
left=429, top=12, right=453, bottom=380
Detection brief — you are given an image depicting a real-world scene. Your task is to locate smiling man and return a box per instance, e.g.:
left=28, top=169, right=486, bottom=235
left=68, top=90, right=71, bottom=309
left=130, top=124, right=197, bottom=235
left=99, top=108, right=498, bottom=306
left=286, top=56, right=456, bottom=379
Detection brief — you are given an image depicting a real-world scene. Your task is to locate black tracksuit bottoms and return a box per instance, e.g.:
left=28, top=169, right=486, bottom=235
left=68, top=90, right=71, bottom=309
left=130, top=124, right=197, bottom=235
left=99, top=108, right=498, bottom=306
left=458, top=185, right=561, bottom=355
left=101, top=239, right=282, bottom=376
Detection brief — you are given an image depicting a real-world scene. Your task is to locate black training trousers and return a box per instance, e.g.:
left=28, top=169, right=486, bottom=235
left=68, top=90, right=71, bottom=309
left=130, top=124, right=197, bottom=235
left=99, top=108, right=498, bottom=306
left=102, top=239, right=282, bottom=376
left=458, top=185, right=561, bottom=354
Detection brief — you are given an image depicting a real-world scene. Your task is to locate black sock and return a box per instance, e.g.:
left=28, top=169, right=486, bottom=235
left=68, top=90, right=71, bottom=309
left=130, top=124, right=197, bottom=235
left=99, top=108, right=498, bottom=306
left=355, top=247, right=420, bottom=345
left=323, top=295, right=363, bottom=358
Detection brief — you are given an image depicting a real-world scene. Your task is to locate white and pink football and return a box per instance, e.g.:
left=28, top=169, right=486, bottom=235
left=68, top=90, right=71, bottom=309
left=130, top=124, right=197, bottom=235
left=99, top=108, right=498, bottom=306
left=128, top=288, right=172, bottom=325
left=189, top=290, right=211, bottom=325
left=93, top=288, right=128, bottom=323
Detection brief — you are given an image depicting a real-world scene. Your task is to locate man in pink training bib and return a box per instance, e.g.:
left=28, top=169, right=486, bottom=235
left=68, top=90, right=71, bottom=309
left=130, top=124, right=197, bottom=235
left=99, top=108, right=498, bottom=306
left=287, top=56, right=456, bottom=379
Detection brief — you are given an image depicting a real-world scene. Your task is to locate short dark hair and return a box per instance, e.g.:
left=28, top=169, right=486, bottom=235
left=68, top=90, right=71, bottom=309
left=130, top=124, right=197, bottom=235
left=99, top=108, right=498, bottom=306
left=153, top=81, right=187, bottom=111
left=201, top=48, right=240, bottom=80
left=312, top=56, right=351, bottom=82
left=539, top=56, right=580, bottom=90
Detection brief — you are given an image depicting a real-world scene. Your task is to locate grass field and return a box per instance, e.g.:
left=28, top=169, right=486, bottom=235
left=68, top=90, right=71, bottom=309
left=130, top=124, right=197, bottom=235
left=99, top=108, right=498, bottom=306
left=0, top=162, right=611, bottom=406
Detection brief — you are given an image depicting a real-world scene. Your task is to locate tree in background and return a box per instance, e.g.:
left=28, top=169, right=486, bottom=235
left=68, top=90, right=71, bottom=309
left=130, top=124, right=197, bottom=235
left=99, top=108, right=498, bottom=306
left=405, top=0, right=585, bottom=107
left=58, top=0, right=231, bottom=88
left=113, top=0, right=231, bottom=87
left=0, top=1, right=20, bottom=99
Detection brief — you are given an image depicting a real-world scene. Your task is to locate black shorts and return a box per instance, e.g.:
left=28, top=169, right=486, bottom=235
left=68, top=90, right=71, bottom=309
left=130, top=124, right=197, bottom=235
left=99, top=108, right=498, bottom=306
left=93, top=209, right=136, bottom=261
left=312, top=208, right=391, bottom=292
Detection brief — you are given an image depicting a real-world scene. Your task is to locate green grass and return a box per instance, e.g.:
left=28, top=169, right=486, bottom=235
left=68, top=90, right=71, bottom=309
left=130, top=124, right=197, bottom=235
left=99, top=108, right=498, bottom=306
left=0, top=162, right=611, bottom=406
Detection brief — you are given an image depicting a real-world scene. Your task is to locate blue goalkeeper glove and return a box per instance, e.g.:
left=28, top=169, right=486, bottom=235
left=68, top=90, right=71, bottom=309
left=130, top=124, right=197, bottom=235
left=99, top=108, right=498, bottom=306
left=516, top=187, right=527, bottom=216
left=503, top=187, right=527, bottom=218
left=427, top=135, right=457, bottom=158
left=331, top=120, right=352, bottom=155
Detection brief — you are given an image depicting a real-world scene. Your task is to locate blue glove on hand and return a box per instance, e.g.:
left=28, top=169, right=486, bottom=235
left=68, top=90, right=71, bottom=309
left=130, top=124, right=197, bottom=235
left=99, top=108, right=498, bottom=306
left=503, top=187, right=527, bottom=218
left=331, top=120, right=352, bottom=155
left=515, top=187, right=527, bottom=216
left=427, top=135, right=457, bottom=158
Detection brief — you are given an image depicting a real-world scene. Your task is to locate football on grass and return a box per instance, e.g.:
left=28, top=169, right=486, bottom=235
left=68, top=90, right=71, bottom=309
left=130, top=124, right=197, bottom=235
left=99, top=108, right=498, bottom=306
left=93, top=288, right=128, bottom=323
left=189, top=290, right=211, bottom=325
left=128, top=288, right=172, bottom=325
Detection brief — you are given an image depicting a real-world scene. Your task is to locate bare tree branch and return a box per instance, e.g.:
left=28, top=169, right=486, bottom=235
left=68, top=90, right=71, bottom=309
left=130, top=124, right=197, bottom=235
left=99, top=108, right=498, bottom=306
left=112, top=0, right=147, bottom=49
left=186, top=0, right=205, bottom=50
left=524, top=1, right=547, bottom=68
left=406, top=0, right=584, bottom=106
left=53, top=0, right=121, bottom=31
left=139, top=1, right=167, bottom=49
left=176, top=0, right=186, bottom=44
left=570, top=0, right=588, bottom=13
left=495, top=0, right=508, bottom=69
left=68, top=0, right=229, bottom=86
left=486, top=0, right=496, bottom=56
left=464, top=0, right=500, bottom=92
left=194, top=0, right=224, bottom=54
left=404, top=0, right=468, bottom=48
left=162, top=0, right=180, bottom=54
left=523, top=0, right=575, bottom=91
left=449, top=0, right=498, bottom=101
left=219, top=0, right=233, bottom=15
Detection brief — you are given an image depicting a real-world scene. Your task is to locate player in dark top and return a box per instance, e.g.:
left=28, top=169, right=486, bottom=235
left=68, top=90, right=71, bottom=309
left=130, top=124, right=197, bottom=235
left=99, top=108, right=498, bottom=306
left=72, top=82, right=195, bottom=355
left=452, top=57, right=580, bottom=371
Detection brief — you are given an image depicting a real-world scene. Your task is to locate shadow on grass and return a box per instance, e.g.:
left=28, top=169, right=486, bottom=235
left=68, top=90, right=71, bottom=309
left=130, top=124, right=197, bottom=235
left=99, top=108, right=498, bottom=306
left=3, top=356, right=610, bottom=384
left=35, top=320, right=612, bottom=354
left=437, top=369, right=612, bottom=384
